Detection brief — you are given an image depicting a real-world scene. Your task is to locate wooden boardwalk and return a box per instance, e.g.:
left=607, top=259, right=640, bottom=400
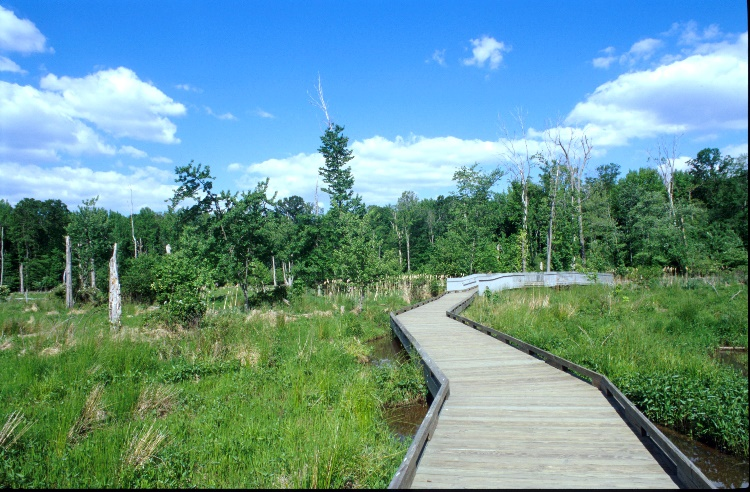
left=396, top=290, right=680, bottom=489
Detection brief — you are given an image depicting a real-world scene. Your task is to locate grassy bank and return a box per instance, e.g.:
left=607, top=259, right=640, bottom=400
left=465, top=279, right=748, bottom=458
left=0, top=289, right=427, bottom=488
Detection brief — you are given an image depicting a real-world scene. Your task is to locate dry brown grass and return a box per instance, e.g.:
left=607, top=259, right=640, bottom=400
left=235, top=344, right=260, bottom=367
left=135, top=384, right=179, bottom=419
left=122, top=423, right=167, bottom=469
left=67, top=383, right=107, bottom=442
left=1, top=411, right=34, bottom=450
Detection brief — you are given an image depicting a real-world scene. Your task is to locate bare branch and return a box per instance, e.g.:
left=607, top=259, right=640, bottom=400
left=308, top=73, right=332, bottom=129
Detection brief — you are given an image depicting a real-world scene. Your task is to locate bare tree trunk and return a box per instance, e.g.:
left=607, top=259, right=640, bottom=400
left=272, top=255, right=277, bottom=287
left=546, top=160, right=560, bottom=272
left=19, top=263, right=23, bottom=293
left=109, top=243, right=121, bottom=330
left=130, top=188, right=137, bottom=258
left=500, top=108, right=536, bottom=273
left=406, top=232, right=411, bottom=273
left=65, top=236, right=74, bottom=308
left=90, top=258, right=96, bottom=290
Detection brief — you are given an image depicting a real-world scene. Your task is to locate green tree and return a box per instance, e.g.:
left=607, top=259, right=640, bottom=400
left=318, top=124, right=357, bottom=212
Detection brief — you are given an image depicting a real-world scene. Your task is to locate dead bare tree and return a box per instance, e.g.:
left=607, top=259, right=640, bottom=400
left=109, top=243, right=121, bottom=330
left=130, top=188, right=137, bottom=259
left=65, top=236, right=73, bottom=308
left=555, top=127, right=592, bottom=268
left=309, top=73, right=333, bottom=130
left=542, top=123, right=565, bottom=272
left=648, top=135, right=682, bottom=220
left=500, top=108, right=538, bottom=272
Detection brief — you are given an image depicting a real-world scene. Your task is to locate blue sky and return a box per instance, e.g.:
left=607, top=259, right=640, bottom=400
left=1, top=1, right=747, bottom=214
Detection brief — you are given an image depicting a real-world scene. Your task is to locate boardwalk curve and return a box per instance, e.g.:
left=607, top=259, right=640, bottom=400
left=388, top=285, right=714, bottom=489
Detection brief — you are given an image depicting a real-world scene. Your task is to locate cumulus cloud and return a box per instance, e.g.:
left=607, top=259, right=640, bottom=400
left=571, top=30, right=747, bottom=146
left=150, top=156, right=173, bottom=164
left=0, top=5, right=49, bottom=53
left=41, top=67, right=186, bottom=143
left=0, top=55, right=24, bottom=73
left=592, top=47, right=617, bottom=69
left=0, top=162, right=176, bottom=213
left=233, top=134, right=516, bottom=207
left=119, top=145, right=147, bottom=159
left=462, top=36, right=510, bottom=70
left=0, top=67, right=187, bottom=163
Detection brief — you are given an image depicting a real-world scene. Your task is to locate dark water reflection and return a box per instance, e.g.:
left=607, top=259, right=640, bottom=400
left=657, top=425, right=748, bottom=488
left=367, top=334, right=430, bottom=441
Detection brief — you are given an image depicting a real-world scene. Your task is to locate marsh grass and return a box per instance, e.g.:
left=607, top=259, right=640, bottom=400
left=467, top=279, right=749, bottom=457
left=0, top=287, right=426, bottom=487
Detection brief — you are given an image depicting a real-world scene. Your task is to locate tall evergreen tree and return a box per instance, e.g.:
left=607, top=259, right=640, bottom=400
left=318, top=124, right=356, bottom=211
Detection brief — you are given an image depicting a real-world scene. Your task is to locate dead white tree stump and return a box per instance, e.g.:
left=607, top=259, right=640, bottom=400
left=109, top=243, right=121, bottom=330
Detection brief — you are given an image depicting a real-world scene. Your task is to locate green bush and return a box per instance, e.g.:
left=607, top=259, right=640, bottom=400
left=151, top=252, right=211, bottom=328
left=76, top=286, right=105, bottom=306
left=0, top=285, right=10, bottom=301
left=121, top=254, right=159, bottom=304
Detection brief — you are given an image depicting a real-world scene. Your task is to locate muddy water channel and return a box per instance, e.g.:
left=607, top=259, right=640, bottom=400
left=367, top=335, right=429, bottom=441
left=367, top=335, right=748, bottom=487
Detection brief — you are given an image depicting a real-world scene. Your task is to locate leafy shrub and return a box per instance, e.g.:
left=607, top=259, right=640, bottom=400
left=617, top=371, right=749, bottom=457
left=49, top=283, right=66, bottom=301
left=0, top=285, right=10, bottom=301
left=121, top=254, right=159, bottom=304
left=151, top=252, right=211, bottom=328
left=76, top=286, right=105, bottom=306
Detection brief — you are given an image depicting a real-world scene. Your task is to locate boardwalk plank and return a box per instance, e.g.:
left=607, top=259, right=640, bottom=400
left=398, top=290, right=680, bottom=489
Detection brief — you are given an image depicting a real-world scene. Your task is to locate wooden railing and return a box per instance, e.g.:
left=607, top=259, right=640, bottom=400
left=446, top=290, right=714, bottom=489
left=447, top=271, right=614, bottom=293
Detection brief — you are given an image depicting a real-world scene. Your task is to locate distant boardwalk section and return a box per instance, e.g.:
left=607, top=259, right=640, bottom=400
left=446, top=271, right=614, bottom=293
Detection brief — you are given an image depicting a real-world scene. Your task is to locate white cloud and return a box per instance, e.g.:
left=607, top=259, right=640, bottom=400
left=234, top=134, right=517, bottom=207
left=429, top=49, right=446, bottom=66
left=0, top=162, right=176, bottom=213
left=620, top=38, right=662, bottom=65
left=462, top=36, right=510, bottom=70
left=205, top=106, right=237, bottom=120
left=722, top=142, right=748, bottom=157
left=254, top=108, right=275, bottom=119
left=119, top=145, right=147, bottom=159
left=569, top=31, right=748, bottom=147
left=0, top=81, right=116, bottom=161
left=0, top=5, right=49, bottom=53
left=0, top=67, right=187, bottom=163
left=175, top=83, right=202, bottom=93
left=40, top=67, right=186, bottom=143
left=150, top=156, right=173, bottom=164
left=0, top=55, right=24, bottom=73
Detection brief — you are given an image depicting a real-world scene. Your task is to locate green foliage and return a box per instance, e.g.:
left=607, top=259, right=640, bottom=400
left=76, top=286, right=105, bottom=306
left=318, top=124, right=356, bottom=211
left=120, top=254, right=159, bottom=304
left=466, top=282, right=749, bottom=457
left=0, top=285, right=9, bottom=301
left=0, top=291, right=413, bottom=488
left=151, top=251, right=211, bottom=328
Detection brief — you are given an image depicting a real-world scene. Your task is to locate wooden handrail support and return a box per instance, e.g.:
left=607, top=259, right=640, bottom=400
left=446, top=290, right=715, bottom=489
left=387, top=288, right=476, bottom=489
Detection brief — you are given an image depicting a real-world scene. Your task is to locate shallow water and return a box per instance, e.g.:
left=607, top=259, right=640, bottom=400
left=657, top=425, right=749, bottom=489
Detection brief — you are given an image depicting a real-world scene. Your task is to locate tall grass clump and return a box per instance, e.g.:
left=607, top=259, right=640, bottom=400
left=467, top=280, right=748, bottom=457
left=0, top=288, right=423, bottom=487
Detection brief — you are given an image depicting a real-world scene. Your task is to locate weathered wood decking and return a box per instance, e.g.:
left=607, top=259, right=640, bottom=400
left=394, top=290, right=682, bottom=489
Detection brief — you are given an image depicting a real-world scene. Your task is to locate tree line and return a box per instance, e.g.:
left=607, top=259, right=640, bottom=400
left=0, top=123, right=747, bottom=315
